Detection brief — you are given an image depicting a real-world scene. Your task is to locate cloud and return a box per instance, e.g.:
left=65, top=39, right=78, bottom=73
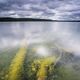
left=51, top=0, right=80, bottom=19
left=0, top=0, right=7, bottom=3
left=0, top=0, right=80, bottom=19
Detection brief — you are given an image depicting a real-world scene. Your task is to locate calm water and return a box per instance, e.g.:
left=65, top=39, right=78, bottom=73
left=0, top=22, right=80, bottom=80
left=0, top=22, right=80, bottom=54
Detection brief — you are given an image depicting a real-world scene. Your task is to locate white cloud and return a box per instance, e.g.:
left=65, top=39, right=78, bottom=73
left=22, top=4, right=31, bottom=10
left=0, top=0, right=7, bottom=3
left=0, top=0, right=80, bottom=20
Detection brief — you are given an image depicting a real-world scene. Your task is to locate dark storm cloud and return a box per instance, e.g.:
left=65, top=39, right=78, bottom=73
left=0, top=0, right=80, bottom=19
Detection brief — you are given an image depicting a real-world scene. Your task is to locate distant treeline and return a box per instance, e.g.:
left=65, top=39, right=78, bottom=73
left=0, top=17, right=53, bottom=22
left=0, top=17, right=80, bottom=22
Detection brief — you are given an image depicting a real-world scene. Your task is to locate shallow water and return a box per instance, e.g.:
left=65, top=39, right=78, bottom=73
left=0, top=22, right=80, bottom=80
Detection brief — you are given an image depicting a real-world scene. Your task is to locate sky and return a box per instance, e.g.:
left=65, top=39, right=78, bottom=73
left=0, top=22, right=80, bottom=56
left=0, top=0, right=80, bottom=20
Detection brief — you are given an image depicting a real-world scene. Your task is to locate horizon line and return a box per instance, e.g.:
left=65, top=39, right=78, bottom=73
left=0, top=17, right=80, bottom=22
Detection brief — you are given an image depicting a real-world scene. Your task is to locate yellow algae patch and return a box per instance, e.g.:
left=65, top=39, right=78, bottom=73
left=37, top=57, right=57, bottom=79
left=7, top=47, right=27, bottom=80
